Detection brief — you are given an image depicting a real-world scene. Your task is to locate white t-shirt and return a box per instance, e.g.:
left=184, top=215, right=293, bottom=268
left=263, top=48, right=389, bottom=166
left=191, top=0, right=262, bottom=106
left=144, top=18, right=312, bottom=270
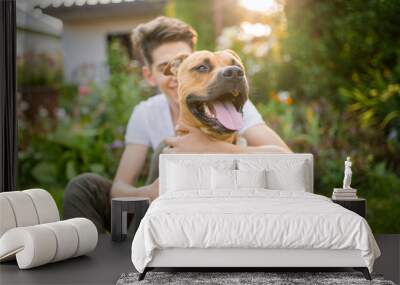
left=125, top=94, right=265, bottom=150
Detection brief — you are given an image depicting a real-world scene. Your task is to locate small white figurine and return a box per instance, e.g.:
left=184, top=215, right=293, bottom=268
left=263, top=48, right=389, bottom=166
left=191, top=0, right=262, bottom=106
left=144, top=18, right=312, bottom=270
left=343, top=156, right=352, bottom=189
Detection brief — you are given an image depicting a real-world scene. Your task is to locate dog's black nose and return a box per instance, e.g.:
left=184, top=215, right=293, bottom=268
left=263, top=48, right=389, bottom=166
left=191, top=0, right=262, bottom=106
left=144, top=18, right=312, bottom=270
left=221, top=66, right=244, bottom=79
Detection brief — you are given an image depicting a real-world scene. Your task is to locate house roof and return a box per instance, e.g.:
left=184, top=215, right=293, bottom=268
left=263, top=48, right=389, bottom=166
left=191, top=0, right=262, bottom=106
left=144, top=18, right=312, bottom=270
left=17, top=1, right=62, bottom=36
left=35, top=0, right=166, bottom=22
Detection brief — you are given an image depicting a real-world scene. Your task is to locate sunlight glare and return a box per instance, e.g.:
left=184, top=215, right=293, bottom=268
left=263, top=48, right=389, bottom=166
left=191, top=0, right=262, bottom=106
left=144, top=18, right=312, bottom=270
left=241, top=22, right=271, bottom=38
left=239, top=0, right=283, bottom=14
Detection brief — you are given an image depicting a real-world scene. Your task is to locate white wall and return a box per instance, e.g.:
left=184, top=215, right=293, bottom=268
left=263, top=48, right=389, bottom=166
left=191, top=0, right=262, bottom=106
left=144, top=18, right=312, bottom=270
left=16, top=0, right=63, bottom=57
left=17, top=30, right=62, bottom=56
left=63, top=17, right=153, bottom=85
left=63, top=25, right=106, bottom=84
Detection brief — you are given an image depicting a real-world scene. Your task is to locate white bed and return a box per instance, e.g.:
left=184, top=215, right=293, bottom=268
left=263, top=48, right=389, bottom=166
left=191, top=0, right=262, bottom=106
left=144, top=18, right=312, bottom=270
left=131, top=154, right=380, bottom=280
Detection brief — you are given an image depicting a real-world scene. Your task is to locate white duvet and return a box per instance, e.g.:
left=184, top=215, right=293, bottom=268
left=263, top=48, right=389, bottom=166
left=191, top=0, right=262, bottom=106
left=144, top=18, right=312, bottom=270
left=131, top=190, right=380, bottom=273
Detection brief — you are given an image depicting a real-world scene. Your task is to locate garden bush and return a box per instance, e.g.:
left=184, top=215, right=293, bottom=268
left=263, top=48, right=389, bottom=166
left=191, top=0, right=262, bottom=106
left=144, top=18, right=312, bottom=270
left=17, top=40, right=153, bottom=211
left=216, top=0, right=400, bottom=233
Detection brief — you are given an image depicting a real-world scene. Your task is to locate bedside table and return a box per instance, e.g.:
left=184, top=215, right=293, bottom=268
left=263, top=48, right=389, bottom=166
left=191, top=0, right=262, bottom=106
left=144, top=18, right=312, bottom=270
left=111, top=197, right=150, bottom=242
left=332, top=198, right=366, bottom=218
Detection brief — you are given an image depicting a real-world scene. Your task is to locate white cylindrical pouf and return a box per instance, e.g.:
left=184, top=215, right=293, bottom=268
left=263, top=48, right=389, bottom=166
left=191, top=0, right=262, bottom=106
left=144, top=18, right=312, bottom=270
left=0, top=196, right=17, bottom=237
left=42, top=221, right=79, bottom=262
left=66, top=218, right=98, bottom=257
left=23, top=189, right=60, bottom=224
left=0, top=226, right=57, bottom=269
left=0, top=218, right=98, bottom=269
left=0, top=187, right=98, bottom=270
left=0, top=192, right=39, bottom=227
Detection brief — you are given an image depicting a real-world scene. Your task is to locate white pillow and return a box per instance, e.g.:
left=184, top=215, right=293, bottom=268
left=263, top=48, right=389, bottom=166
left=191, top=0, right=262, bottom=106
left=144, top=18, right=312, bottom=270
left=266, top=169, right=306, bottom=191
left=236, top=169, right=267, bottom=189
left=238, top=159, right=308, bottom=191
left=211, top=168, right=268, bottom=191
left=167, top=162, right=211, bottom=192
left=211, top=168, right=237, bottom=191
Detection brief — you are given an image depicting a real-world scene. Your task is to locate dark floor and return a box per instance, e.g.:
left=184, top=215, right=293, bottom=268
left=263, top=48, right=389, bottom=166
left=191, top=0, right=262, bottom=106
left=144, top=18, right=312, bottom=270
left=0, top=235, right=133, bottom=285
left=374, top=235, right=400, bottom=284
left=0, top=234, right=399, bottom=285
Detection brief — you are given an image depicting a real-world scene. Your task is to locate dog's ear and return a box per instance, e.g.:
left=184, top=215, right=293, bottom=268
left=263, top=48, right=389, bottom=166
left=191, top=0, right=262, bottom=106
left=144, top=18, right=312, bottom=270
left=163, top=53, right=189, bottom=76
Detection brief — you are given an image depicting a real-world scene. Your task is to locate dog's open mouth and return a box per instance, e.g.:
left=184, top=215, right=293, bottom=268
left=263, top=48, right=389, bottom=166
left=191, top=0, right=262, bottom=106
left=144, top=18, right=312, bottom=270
left=186, top=91, right=246, bottom=134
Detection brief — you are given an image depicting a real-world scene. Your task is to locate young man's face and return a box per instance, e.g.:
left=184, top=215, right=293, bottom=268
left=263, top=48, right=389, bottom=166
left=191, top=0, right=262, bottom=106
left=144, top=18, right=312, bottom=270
left=142, top=41, right=192, bottom=106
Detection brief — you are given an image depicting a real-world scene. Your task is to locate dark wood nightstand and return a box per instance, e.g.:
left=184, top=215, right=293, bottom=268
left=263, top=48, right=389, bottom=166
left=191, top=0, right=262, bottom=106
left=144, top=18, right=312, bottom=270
left=111, top=197, right=150, bottom=242
left=331, top=198, right=366, bottom=218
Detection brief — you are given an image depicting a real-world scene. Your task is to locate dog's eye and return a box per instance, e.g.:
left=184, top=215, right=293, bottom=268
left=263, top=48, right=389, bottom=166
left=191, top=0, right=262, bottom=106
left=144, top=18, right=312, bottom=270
left=195, top=65, right=209, bottom=73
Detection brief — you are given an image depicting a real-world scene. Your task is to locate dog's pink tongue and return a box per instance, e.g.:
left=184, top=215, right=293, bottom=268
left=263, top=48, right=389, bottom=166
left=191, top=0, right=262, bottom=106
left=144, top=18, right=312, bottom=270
left=213, top=101, right=244, bottom=130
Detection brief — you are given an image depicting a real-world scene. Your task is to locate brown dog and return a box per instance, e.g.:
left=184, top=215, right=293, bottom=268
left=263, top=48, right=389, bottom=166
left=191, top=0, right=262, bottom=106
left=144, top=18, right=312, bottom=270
left=164, top=50, right=249, bottom=144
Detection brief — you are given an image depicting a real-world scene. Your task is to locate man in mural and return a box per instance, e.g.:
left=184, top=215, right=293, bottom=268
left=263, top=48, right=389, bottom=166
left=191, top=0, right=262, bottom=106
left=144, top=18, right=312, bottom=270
left=63, top=16, right=292, bottom=233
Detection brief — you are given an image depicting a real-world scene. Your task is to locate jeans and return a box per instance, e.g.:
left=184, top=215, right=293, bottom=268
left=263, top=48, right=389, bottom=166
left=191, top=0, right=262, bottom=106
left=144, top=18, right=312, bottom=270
left=63, top=142, right=167, bottom=233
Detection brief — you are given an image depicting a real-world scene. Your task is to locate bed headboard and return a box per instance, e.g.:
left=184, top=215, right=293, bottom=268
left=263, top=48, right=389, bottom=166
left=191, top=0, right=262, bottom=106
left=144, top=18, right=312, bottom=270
left=159, top=153, right=314, bottom=194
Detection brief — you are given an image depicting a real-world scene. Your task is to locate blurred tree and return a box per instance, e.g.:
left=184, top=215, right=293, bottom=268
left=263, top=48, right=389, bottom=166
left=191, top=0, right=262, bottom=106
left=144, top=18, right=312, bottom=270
left=165, top=0, right=242, bottom=51
left=283, top=0, right=400, bottom=171
left=165, top=0, right=216, bottom=50
left=217, top=0, right=400, bottom=232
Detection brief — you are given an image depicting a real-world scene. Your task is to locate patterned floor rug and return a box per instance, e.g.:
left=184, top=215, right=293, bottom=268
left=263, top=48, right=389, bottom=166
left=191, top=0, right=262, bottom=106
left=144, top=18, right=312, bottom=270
left=116, top=271, right=395, bottom=285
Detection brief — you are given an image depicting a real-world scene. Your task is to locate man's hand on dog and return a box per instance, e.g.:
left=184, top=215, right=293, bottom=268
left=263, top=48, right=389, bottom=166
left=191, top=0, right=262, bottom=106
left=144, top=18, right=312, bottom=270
left=164, top=122, right=224, bottom=153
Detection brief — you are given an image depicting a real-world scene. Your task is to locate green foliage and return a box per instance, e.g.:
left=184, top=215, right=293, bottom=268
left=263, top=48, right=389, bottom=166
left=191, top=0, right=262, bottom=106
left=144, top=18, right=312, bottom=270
left=217, top=0, right=400, bottom=233
left=17, top=40, right=151, bottom=199
left=283, top=0, right=400, bottom=167
left=166, top=0, right=216, bottom=50
left=17, top=52, right=63, bottom=88
left=284, top=1, right=400, bottom=100
left=361, top=163, right=400, bottom=232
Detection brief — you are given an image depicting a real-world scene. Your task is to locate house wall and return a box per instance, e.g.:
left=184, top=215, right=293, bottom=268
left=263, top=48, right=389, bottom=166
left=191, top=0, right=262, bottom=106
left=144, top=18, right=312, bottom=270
left=16, top=1, right=63, bottom=58
left=63, top=17, right=154, bottom=85
left=17, top=30, right=62, bottom=56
